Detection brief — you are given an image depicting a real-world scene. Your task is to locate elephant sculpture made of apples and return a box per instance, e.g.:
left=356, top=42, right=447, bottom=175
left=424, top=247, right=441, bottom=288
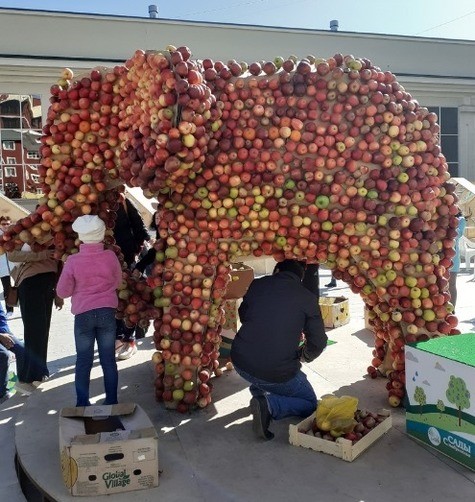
left=0, top=46, right=460, bottom=411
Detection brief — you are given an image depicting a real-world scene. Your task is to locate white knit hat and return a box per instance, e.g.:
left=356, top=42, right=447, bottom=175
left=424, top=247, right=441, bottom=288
left=72, top=215, right=106, bottom=243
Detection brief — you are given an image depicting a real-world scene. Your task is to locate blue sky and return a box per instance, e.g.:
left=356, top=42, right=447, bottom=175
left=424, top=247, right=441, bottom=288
left=1, top=0, right=474, bottom=40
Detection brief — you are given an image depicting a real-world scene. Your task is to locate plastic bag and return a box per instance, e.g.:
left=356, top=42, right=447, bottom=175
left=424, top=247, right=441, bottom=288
left=315, top=394, right=359, bottom=436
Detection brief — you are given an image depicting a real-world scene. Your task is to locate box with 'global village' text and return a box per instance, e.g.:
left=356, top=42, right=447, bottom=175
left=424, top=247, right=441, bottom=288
left=405, top=334, right=475, bottom=471
left=59, top=403, right=159, bottom=496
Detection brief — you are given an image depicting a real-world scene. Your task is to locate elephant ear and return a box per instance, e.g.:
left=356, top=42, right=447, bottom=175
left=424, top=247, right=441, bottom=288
left=116, top=48, right=218, bottom=196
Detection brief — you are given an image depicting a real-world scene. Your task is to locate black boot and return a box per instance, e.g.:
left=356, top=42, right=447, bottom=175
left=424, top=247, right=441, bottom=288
left=325, top=279, right=337, bottom=288
left=250, top=396, right=274, bottom=440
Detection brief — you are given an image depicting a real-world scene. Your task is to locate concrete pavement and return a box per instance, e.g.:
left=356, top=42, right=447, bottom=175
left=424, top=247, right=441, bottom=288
left=1, top=268, right=475, bottom=501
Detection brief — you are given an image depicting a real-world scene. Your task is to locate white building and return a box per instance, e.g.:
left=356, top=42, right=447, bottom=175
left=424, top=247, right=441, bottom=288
left=0, top=7, right=474, bottom=179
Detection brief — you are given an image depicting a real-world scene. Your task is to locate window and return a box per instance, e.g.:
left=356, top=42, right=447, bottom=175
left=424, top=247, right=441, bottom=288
left=27, top=151, right=40, bottom=159
left=427, top=106, right=458, bottom=177
left=2, top=140, right=14, bottom=150
left=30, top=174, right=40, bottom=183
left=1, top=118, right=20, bottom=128
left=6, top=157, right=16, bottom=165
left=5, top=167, right=16, bottom=177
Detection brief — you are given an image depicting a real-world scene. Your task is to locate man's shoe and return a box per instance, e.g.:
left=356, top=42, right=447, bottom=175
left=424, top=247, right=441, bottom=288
left=15, top=381, right=37, bottom=396
left=118, top=342, right=137, bottom=360
left=325, top=280, right=337, bottom=288
left=250, top=396, right=274, bottom=440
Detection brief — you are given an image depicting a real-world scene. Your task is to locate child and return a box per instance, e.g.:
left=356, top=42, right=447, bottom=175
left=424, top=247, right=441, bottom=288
left=56, top=215, right=123, bottom=407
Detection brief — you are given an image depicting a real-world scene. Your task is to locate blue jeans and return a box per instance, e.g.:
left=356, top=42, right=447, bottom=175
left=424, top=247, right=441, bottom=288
left=0, top=334, right=25, bottom=397
left=74, top=307, right=118, bottom=407
left=234, top=365, right=317, bottom=420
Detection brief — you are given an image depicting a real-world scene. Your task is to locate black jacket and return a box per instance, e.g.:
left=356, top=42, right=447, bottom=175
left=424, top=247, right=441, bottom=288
left=113, top=199, right=150, bottom=267
left=230, top=271, right=328, bottom=383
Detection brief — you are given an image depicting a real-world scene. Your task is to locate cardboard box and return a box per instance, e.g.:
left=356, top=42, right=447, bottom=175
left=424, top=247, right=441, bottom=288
left=222, top=298, right=242, bottom=333
left=59, top=403, right=159, bottom=496
left=319, top=296, right=350, bottom=329
left=289, top=412, right=392, bottom=462
left=364, top=305, right=375, bottom=331
left=405, top=334, right=475, bottom=471
left=220, top=299, right=242, bottom=357
left=224, top=263, right=254, bottom=299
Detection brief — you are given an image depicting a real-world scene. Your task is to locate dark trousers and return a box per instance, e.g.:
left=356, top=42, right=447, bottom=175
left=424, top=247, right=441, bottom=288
left=18, top=272, right=56, bottom=383
left=1, top=275, right=13, bottom=313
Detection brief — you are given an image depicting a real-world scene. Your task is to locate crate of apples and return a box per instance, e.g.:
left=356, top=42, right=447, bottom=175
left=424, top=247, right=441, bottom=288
left=289, top=408, right=392, bottom=462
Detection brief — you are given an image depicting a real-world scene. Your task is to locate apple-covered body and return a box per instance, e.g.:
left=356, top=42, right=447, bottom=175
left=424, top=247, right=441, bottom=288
left=0, top=47, right=459, bottom=411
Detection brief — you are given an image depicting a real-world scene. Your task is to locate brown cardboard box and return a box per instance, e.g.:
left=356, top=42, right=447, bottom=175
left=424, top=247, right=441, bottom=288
left=220, top=299, right=242, bottom=357
left=224, top=263, right=254, bottom=299
left=319, top=296, right=350, bottom=329
left=59, top=403, right=159, bottom=496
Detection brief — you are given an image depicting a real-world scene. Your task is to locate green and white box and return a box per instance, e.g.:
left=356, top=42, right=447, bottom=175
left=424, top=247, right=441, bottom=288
left=405, top=333, right=475, bottom=471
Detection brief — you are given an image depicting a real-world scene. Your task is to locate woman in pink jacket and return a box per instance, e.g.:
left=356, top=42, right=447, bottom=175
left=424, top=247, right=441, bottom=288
left=56, top=215, right=122, bottom=407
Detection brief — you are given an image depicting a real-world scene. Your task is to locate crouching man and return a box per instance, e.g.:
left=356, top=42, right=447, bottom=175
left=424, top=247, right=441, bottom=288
left=231, top=259, right=328, bottom=440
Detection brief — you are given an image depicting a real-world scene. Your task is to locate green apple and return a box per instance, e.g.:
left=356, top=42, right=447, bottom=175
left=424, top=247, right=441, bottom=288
left=366, top=189, right=379, bottom=200
left=165, top=246, right=178, bottom=259
left=357, top=187, right=368, bottom=197
left=275, top=236, right=287, bottom=248
left=201, top=198, right=212, bottom=209
left=183, top=380, right=194, bottom=391
left=392, top=155, right=403, bottom=166
left=229, top=187, right=239, bottom=199
left=172, top=389, right=184, bottom=401
left=405, top=276, right=417, bottom=288
left=165, top=362, right=177, bottom=375
left=391, top=310, right=402, bottom=322
left=397, top=172, right=409, bottom=183
left=394, top=205, right=406, bottom=216
left=196, top=187, right=208, bottom=199
left=423, top=309, right=436, bottom=322
left=284, top=179, right=295, bottom=189
left=385, top=270, right=397, bottom=282
left=315, top=195, right=330, bottom=209
left=375, top=274, right=388, bottom=286
left=410, top=287, right=421, bottom=299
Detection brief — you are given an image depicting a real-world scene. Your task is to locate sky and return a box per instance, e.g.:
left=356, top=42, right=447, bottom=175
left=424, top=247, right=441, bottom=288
left=1, top=0, right=475, bottom=41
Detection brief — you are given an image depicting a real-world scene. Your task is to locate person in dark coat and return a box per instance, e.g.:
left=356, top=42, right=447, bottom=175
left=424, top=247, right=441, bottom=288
left=231, top=259, right=328, bottom=440
left=113, top=192, right=150, bottom=360
left=113, top=193, right=150, bottom=268
left=302, top=263, right=320, bottom=300
left=133, top=209, right=161, bottom=278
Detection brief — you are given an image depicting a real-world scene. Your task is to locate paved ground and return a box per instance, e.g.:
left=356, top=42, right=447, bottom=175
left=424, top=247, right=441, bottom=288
left=1, top=268, right=475, bottom=501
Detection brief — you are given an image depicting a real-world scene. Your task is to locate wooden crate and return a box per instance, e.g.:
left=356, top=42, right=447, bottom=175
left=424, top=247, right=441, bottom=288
left=289, top=413, right=392, bottom=462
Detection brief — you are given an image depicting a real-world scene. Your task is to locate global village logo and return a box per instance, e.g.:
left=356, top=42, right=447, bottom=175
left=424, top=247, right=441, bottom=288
left=103, top=469, right=131, bottom=489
